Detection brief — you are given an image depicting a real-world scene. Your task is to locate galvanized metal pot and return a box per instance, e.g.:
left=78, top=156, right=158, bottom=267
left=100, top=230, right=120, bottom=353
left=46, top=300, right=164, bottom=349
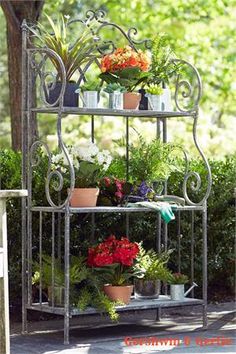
left=78, top=90, right=99, bottom=108
left=170, top=284, right=185, bottom=301
left=134, top=279, right=160, bottom=299
left=146, top=94, right=162, bottom=111
left=108, top=92, right=123, bottom=109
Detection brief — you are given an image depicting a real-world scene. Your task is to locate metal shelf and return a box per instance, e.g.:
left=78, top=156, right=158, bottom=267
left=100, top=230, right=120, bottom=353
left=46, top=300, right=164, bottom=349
left=31, top=205, right=205, bottom=213
left=27, top=296, right=204, bottom=316
left=31, top=107, right=194, bottom=118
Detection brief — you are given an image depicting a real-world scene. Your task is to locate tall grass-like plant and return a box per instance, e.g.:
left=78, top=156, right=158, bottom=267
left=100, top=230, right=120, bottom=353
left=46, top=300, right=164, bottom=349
left=148, top=33, right=180, bottom=86
left=30, top=14, right=98, bottom=81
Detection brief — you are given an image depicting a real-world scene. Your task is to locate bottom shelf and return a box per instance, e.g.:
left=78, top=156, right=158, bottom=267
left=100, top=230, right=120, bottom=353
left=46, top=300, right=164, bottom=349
left=26, top=296, right=204, bottom=316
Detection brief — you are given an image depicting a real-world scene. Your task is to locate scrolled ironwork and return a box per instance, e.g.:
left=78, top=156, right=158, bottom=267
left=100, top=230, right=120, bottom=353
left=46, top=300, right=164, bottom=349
left=29, top=140, right=75, bottom=209
left=183, top=116, right=212, bottom=206
left=28, top=47, right=66, bottom=107
left=172, top=59, right=202, bottom=113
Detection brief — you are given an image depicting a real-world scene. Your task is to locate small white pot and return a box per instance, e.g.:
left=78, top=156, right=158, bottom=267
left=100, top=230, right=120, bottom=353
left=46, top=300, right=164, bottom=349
left=146, top=94, right=162, bottom=111
left=161, top=87, right=172, bottom=111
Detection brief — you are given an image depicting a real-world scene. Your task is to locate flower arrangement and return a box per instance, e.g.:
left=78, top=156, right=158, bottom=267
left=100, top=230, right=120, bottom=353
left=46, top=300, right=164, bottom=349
left=99, top=46, right=151, bottom=92
left=98, top=177, right=132, bottom=206
left=87, top=235, right=140, bottom=285
left=168, top=272, right=189, bottom=284
left=51, top=142, right=112, bottom=188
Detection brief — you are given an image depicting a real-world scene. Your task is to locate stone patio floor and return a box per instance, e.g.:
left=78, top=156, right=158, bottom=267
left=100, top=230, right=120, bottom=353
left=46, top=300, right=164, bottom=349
left=10, top=302, right=235, bottom=354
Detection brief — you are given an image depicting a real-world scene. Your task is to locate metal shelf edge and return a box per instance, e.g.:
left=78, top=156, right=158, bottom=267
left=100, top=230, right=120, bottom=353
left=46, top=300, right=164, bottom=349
left=30, top=205, right=205, bottom=213
left=26, top=297, right=203, bottom=316
left=31, top=107, right=194, bottom=118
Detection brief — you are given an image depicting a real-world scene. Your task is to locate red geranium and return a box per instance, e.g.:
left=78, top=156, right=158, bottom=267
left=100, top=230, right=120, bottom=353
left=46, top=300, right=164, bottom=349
left=87, top=235, right=140, bottom=285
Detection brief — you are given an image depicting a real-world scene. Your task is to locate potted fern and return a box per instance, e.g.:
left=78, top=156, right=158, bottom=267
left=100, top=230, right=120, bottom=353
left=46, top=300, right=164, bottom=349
left=143, top=33, right=180, bottom=111
left=30, top=14, right=97, bottom=106
left=133, top=244, right=172, bottom=299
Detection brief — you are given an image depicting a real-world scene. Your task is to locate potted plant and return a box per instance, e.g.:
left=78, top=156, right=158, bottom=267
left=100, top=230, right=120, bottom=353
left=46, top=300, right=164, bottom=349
left=168, top=272, right=189, bottom=301
left=97, top=177, right=132, bottom=206
left=32, top=255, right=90, bottom=307
left=99, top=46, right=150, bottom=109
left=144, top=34, right=180, bottom=111
left=76, top=80, right=101, bottom=108
left=87, top=235, right=140, bottom=304
left=51, top=142, right=112, bottom=207
left=133, top=244, right=172, bottom=298
left=103, top=83, right=126, bottom=109
left=129, top=134, right=181, bottom=194
left=30, top=14, right=97, bottom=107
left=145, top=84, right=163, bottom=111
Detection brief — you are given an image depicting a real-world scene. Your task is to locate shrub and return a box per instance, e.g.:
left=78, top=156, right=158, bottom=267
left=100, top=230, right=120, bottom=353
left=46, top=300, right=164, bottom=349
left=0, top=149, right=235, bottom=304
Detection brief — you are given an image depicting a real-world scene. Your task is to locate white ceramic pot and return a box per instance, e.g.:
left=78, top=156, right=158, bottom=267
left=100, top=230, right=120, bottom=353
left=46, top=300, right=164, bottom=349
left=161, top=87, right=172, bottom=111
left=146, top=94, right=162, bottom=111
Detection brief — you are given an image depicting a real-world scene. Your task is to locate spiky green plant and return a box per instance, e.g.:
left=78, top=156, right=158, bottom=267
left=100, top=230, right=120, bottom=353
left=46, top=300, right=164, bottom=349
left=30, top=14, right=98, bottom=81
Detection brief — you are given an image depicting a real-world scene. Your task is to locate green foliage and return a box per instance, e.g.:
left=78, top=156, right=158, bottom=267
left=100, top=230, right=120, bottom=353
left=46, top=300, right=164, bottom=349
left=103, top=83, right=127, bottom=93
left=148, top=33, right=179, bottom=85
left=167, top=272, right=189, bottom=284
left=145, top=84, right=163, bottom=95
left=128, top=134, right=181, bottom=184
left=100, top=67, right=151, bottom=92
left=134, top=244, right=172, bottom=281
left=0, top=148, right=235, bottom=304
left=80, top=80, right=101, bottom=92
left=93, top=263, right=136, bottom=286
left=30, top=14, right=97, bottom=81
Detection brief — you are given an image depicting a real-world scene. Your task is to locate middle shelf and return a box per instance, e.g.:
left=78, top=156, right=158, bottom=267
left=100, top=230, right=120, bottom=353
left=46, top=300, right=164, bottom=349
left=27, top=296, right=204, bottom=316
left=31, top=205, right=205, bottom=213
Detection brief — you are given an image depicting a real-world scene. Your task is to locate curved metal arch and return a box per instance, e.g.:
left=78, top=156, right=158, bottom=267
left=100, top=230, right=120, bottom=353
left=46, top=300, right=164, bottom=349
left=28, top=47, right=66, bottom=107
left=183, top=114, right=212, bottom=206
left=172, top=58, right=202, bottom=113
left=29, top=139, right=75, bottom=209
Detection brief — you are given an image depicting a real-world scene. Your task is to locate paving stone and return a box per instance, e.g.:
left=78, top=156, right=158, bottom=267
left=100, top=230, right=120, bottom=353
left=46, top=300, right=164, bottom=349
left=10, top=303, right=236, bottom=354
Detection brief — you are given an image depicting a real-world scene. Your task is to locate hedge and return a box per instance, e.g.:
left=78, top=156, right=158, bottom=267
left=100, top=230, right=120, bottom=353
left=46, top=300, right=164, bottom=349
left=0, top=149, right=235, bottom=304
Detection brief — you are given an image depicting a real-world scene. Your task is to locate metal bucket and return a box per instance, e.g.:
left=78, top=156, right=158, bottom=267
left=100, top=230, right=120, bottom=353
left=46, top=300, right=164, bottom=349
left=134, top=279, right=160, bottom=299
left=108, top=92, right=123, bottom=109
left=170, top=284, right=185, bottom=301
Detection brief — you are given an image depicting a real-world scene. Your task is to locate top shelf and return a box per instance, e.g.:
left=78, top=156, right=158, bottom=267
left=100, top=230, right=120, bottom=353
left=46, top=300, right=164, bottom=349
left=31, top=107, right=194, bottom=118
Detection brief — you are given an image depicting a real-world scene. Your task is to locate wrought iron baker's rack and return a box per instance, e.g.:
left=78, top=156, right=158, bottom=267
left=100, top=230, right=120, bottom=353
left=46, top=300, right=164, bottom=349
left=21, top=10, right=212, bottom=344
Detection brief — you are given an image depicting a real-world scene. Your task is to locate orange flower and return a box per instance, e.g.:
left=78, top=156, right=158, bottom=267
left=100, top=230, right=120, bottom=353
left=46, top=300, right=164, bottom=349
left=100, top=46, right=150, bottom=73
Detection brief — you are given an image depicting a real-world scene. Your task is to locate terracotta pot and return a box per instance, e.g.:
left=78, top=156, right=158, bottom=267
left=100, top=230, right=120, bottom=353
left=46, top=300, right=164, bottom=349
left=123, top=92, right=141, bottom=110
left=103, top=284, right=133, bottom=304
left=69, top=188, right=99, bottom=207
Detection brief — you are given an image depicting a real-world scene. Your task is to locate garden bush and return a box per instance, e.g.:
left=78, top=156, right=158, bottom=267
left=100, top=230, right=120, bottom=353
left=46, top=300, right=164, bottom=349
left=0, top=149, right=235, bottom=305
